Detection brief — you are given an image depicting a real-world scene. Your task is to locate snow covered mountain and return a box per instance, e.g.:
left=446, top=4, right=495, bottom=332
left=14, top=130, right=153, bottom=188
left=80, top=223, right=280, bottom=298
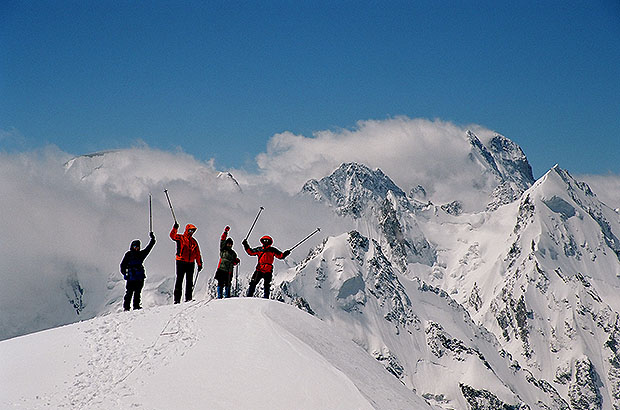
left=2, top=126, right=620, bottom=409
left=301, top=162, right=413, bottom=218
left=301, top=130, right=535, bottom=216
left=286, top=160, right=620, bottom=409
left=273, top=232, right=564, bottom=409
left=300, top=162, right=435, bottom=272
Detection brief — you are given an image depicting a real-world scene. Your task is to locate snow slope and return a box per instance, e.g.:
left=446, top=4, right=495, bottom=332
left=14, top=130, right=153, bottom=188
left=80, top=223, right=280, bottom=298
left=1, top=298, right=432, bottom=410
left=274, top=231, right=574, bottom=409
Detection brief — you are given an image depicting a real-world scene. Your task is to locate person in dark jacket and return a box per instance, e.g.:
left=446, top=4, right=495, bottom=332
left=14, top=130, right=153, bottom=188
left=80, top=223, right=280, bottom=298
left=242, top=235, right=290, bottom=299
left=214, top=226, right=240, bottom=298
left=170, top=223, right=203, bottom=303
left=120, top=232, right=156, bottom=311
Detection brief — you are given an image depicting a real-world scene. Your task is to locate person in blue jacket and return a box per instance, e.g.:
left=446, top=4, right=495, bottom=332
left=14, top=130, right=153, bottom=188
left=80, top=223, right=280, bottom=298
left=120, top=232, right=156, bottom=311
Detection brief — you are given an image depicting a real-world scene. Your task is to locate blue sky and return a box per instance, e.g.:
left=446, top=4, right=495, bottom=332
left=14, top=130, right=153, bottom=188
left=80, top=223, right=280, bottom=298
left=1, top=0, right=619, bottom=177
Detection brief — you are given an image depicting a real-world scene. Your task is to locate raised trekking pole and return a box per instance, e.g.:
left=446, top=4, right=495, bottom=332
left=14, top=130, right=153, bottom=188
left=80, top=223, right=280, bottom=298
left=148, top=193, right=153, bottom=233
left=288, top=228, right=321, bottom=252
left=244, top=206, right=264, bottom=241
left=163, top=189, right=178, bottom=225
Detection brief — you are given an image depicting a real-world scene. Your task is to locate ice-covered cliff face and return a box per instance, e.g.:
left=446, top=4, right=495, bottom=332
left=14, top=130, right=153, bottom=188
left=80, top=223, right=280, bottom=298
left=467, top=131, right=534, bottom=191
left=301, top=162, right=411, bottom=218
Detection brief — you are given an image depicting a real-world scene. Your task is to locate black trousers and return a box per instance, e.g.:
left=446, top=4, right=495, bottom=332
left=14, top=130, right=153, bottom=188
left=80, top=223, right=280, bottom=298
left=174, top=260, right=195, bottom=303
left=124, top=279, right=144, bottom=310
left=247, top=270, right=272, bottom=299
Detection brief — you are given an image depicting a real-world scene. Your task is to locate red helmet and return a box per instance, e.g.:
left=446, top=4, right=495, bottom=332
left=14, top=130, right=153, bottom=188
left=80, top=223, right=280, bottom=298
left=260, top=236, right=273, bottom=246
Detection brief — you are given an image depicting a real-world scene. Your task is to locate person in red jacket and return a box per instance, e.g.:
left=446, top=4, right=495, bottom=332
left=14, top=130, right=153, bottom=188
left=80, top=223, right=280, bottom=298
left=242, top=235, right=290, bottom=299
left=170, top=223, right=203, bottom=303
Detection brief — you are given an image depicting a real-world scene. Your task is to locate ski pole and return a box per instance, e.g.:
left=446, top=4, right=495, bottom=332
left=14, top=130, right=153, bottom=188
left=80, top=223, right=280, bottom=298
left=288, top=228, right=321, bottom=252
left=193, top=268, right=200, bottom=295
left=148, top=193, right=153, bottom=233
left=235, top=264, right=239, bottom=297
left=163, top=189, right=178, bottom=225
left=244, top=206, right=264, bottom=241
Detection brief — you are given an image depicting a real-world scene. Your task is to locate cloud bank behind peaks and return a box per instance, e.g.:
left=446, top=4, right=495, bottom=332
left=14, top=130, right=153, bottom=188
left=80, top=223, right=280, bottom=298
left=253, top=117, right=513, bottom=211
left=0, top=145, right=348, bottom=340
left=63, top=148, right=233, bottom=200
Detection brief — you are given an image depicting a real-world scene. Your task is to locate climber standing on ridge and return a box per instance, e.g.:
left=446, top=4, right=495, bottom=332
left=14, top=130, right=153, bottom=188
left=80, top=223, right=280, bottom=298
left=214, top=226, right=240, bottom=298
left=120, top=232, right=156, bottom=311
left=243, top=235, right=290, bottom=299
left=170, top=223, right=203, bottom=303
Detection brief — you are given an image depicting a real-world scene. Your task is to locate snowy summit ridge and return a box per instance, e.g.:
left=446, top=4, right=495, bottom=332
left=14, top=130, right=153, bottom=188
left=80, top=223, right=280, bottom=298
left=1, top=299, right=430, bottom=410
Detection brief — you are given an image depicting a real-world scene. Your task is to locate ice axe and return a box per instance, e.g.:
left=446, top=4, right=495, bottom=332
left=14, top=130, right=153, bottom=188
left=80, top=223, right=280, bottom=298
left=244, top=206, right=264, bottom=241
left=163, top=189, right=178, bottom=225
left=148, top=193, right=153, bottom=233
left=288, top=228, right=321, bottom=252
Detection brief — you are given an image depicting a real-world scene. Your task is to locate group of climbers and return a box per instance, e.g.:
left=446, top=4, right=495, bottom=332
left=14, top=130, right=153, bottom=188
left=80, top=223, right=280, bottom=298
left=119, top=221, right=290, bottom=311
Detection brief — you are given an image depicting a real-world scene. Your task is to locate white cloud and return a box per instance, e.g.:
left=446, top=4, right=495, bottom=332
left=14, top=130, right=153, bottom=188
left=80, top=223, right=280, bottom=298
left=579, top=173, right=620, bottom=210
left=1, top=122, right=616, bottom=340
left=0, top=119, right=518, bottom=339
left=0, top=127, right=27, bottom=149
left=246, top=117, right=504, bottom=208
left=63, top=147, right=219, bottom=200
left=0, top=146, right=348, bottom=339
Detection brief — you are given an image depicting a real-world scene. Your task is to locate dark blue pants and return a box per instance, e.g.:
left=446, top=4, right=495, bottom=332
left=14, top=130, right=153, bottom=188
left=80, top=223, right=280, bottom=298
left=124, top=279, right=144, bottom=310
left=215, top=269, right=232, bottom=299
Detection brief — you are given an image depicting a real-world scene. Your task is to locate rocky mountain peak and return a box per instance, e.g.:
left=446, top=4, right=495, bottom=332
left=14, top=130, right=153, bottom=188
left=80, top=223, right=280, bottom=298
left=301, top=162, right=406, bottom=218
left=466, top=130, right=534, bottom=189
left=487, top=133, right=535, bottom=189
left=466, top=130, right=536, bottom=211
